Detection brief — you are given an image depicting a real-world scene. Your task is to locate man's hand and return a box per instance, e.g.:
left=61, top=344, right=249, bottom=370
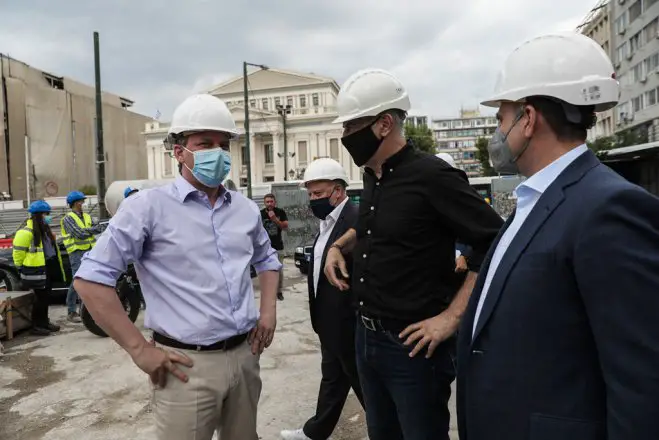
left=249, top=308, right=276, bottom=355
left=455, top=255, right=468, bottom=273
left=399, top=312, right=460, bottom=358
left=131, top=341, right=194, bottom=387
left=267, top=210, right=276, bottom=219
left=324, top=246, right=350, bottom=291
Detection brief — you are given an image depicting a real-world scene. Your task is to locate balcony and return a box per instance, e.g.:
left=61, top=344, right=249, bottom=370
left=288, top=106, right=337, bottom=117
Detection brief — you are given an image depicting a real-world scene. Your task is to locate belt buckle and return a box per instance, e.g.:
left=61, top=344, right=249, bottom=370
left=361, top=315, right=377, bottom=332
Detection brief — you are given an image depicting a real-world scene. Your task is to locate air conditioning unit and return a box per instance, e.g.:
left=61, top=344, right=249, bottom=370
left=626, top=52, right=634, bottom=60
left=641, top=75, right=648, bottom=83
left=619, top=26, right=626, bottom=35
left=619, top=0, right=625, bottom=4
left=614, top=61, right=621, bottom=69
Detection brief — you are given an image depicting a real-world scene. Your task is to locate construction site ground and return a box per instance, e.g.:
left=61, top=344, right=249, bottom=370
left=0, top=260, right=458, bottom=439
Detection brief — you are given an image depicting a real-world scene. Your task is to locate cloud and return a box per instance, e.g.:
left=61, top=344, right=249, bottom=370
left=0, top=0, right=598, bottom=121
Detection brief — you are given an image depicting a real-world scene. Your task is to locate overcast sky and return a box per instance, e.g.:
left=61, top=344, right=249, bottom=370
left=1, top=0, right=599, bottom=121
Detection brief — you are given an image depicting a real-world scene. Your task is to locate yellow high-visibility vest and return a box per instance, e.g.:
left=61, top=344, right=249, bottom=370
left=60, top=212, right=96, bottom=253
left=12, top=219, right=66, bottom=286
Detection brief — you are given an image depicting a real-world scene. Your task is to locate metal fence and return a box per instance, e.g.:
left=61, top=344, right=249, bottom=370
left=0, top=203, right=101, bottom=238
left=271, top=183, right=319, bottom=257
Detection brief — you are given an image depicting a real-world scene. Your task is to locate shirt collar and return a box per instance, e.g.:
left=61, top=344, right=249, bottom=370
left=325, top=197, right=348, bottom=223
left=174, top=175, right=231, bottom=204
left=364, top=140, right=415, bottom=176
left=517, top=144, right=588, bottom=196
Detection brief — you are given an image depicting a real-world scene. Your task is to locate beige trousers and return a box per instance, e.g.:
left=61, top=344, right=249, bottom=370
left=278, top=252, right=285, bottom=292
left=152, top=340, right=261, bottom=440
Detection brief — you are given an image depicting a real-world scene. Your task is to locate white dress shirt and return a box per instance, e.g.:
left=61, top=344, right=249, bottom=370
left=313, top=197, right=348, bottom=295
left=472, top=144, right=588, bottom=337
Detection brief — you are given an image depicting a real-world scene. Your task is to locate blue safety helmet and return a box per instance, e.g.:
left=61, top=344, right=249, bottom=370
left=66, top=190, right=86, bottom=206
left=124, top=187, right=138, bottom=198
left=28, top=200, right=52, bottom=214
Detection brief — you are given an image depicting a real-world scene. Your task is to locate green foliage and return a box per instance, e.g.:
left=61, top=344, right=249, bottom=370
left=475, top=137, right=496, bottom=177
left=78, top=185, right=97, bottom=195
left=588, top=128, right=649, bottom=154
left=404, top=122, right=437, bottom=154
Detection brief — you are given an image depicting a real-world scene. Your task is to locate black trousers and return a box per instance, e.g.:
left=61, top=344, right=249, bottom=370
left=31, top=258, right=59, bottom=328
left=303, top=342, right=365, bottom=440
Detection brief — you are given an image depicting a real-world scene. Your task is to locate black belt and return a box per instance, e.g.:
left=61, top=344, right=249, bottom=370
left=153, top=331, right=248, bottom=352
left=358, top=313, right=413, bottom=333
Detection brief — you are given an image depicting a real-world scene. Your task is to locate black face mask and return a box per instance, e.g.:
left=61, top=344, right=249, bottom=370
left=309, top=197, right=334, bottom=220
left=340, top=123, right=383, bottom=167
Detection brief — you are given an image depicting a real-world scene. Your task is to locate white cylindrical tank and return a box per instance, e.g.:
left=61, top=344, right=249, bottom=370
left=104, top=179, right=174, bottom=216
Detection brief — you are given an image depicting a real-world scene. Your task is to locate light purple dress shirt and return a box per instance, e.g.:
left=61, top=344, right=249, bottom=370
left=75, top=176, right=282, bottom=345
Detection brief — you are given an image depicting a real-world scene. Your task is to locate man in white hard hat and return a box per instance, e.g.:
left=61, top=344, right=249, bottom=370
left=455, top=33, right=659, bottom=440
left=74, top=94, right=282, bottom=440
left=280, top=158, right=364, bottom=440
left=324, top=68, right=504, bottom=440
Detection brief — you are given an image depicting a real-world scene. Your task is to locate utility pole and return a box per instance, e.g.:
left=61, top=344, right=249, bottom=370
left=242, top=61, right=268, bottom=199
left=276, top=104, right=292, bottom=180
left=93, top=31, right=108, bottom=219
left=1, top=54, right=11, bottom=199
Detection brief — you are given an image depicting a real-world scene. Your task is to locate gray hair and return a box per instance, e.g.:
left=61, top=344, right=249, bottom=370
left=383, top=109, right=407, bottom=136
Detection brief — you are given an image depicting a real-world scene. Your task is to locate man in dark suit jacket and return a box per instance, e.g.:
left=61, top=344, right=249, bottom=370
left=281, top=158, right=364, bottom=440
left=458, top=33, right=659, bottom=440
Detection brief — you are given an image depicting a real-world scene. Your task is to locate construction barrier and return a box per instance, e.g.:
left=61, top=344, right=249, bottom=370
left=0, top=238, right=12, bottom=249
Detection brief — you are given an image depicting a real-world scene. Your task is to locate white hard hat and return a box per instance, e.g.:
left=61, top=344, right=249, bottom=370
left=168, top=94, right=239, bottom=138
left=333, top=68, right=411, bottom=124
left=302, top=158, right=349, bottom=186
left=481, top=33, right=619, bottom=112
left=436, top=153, right=456, bottom=168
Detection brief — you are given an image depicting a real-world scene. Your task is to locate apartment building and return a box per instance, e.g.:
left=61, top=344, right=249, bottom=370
left=143, top=68, right=362, bottom=186
left=611, top=0, right=659, bottom=140
left=578, top=0, right=616, bottom=140
left=432, top=109, right=497, bottom=177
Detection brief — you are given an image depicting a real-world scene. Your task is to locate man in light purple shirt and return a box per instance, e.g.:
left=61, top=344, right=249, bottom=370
left=74, top=94, right=281, bottom=440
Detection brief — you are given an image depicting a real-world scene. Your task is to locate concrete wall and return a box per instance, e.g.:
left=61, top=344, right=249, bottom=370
left=0, top=56, right=152, bottom=202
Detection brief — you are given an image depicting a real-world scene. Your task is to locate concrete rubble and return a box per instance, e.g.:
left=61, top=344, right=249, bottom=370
left=0, top=261, right=457, bottom=439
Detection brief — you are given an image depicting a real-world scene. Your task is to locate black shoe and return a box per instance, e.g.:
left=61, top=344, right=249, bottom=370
left=277, top=292, right=284, bottom=301
left=47, top=322, right=61, bottom=332
left=31, top=327, right=51, bottom=336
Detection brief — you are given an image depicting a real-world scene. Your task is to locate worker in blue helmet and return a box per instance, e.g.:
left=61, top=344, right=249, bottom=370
left=60, top=191, right=104, bottom=322
left=124, top=187, right=139, bottom=198
left=13, top=200, right=68, bottom=335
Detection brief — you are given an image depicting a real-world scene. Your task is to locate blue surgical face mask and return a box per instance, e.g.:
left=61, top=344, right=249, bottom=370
left=43, top=215, right=52, bottom=225
left=184, top=147, right=231, bottom=188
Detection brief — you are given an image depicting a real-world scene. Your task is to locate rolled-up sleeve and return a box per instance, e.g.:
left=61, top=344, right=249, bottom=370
left=250, top=210, right=283, bottom=273
left=75, top=195, right=150, bottom=287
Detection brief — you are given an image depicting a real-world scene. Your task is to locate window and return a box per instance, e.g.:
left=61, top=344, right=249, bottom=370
left=646, top=88, right=657, bottom=106
left=263, top=176, right=274, bottom=182
left=261, top=98, right=269, bottom=110
left=440, top=121, right=449, bottom=128
left=633, top=62, right=645, bottom=82
left=241, top=145, right=248, bottom=165
left=274, top=97, right=281, bottom=107
left=298, top=141, right=308, bottom=164
left=240, top=177, right=248, bottom=187
left=299, top=95, right=307, bottom=107
left=646, top=52, right=659, bottom=73
left=250, top=99, right=256, bottom=108
left=632, top=95, right=643, bottom=112
left=462, top=120, right=472, bottom=128
left=616, top=42, right=629, bottom=63
left=630, top=32, right=642, bottom=52
left=616, top=13, right=628, bottom=34
left=264, top=143, right=273, bottom=164
left=312, top=93, right=319, bottom=106
left=617, top=101, right=631, bottom=120
left=475, top=119, right=483, bottom=126
left=286, top=96, right=293, bottom=107
left=620, top=72, right=634, bottom=87
left=647, top=0, right=659, bottom=9
left=643, top=18, right=658, bottom=41
left=163, top=152, right=173, bottom=176
left=630, top=1, right=642, bottom=22
left=454, top=121, right=463, bottom=128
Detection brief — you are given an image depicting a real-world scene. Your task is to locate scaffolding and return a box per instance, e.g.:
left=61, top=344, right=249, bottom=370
left=576, top=0, right=610, bottom=32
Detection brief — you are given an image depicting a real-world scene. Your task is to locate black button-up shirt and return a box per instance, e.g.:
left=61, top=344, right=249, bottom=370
left=352, top=142, right=504, bottom=322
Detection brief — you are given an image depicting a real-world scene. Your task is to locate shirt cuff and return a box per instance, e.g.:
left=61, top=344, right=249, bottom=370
left=253, top=255, right=283, bottom=274
left=74, top=257, right=121, bottom=288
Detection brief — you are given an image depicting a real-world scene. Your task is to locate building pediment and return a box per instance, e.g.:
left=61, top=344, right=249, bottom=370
left=209, top=68, right=339, bottom=96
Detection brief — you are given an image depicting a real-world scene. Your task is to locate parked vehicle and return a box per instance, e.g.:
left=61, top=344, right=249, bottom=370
left=294, top=245, right=312, bottom=275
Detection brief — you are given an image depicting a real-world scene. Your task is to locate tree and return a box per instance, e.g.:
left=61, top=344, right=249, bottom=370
left=404, top=122, right=437, bottom=154
left=587, top=127, right=648, bottom=154
left=475, top=137, right=496, bottom=177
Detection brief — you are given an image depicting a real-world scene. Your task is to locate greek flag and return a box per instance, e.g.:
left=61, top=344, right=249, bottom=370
left=154, top=109, right=162, bottom=120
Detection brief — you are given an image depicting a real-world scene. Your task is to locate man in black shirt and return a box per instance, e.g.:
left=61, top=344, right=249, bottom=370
left=324, top=68, right=504, bottom=440
left=261, top=194, right=288, bottom=300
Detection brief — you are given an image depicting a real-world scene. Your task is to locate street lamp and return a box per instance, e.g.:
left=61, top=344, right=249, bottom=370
left=276, top=104, right=292, bottom=180
left=243, top=61, right=269, bottom=199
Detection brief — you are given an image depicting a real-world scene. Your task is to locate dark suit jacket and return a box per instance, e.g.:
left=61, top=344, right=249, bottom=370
left=308, top=199, right=358, bottom=353
left=457, top=150, right=659, bottom=440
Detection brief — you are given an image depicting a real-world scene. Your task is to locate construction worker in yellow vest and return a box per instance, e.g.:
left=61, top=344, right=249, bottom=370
left=60, top=191, right=104, bottom=322
left=13, top=200, right=67, bottom=335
